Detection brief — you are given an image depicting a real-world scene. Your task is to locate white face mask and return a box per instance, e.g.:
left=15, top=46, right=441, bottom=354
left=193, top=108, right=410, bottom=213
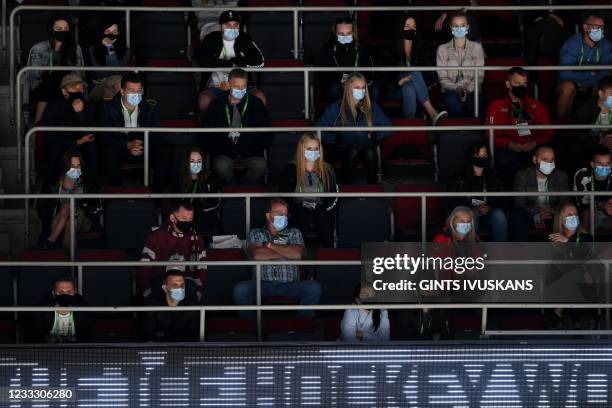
left=539, top=160, right=555, bottom=175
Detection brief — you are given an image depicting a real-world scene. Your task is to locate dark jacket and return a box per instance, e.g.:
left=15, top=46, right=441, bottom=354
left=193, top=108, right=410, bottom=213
left=574, top=96, right=610, bottom=148
left=195, top=30, right=264, bottom=87
left=33, top=292, right=93, bottom=343
left=318, top=38, right=375, bottom=85
left=447, top=168, right=506, bottom=211
left=42, top=97, right=96, bottom=151
left=97, top=93, right=160, bottom=148
left=169, top=177, right=222, bottom=236
left=141, top=292, right=199, bottom=342
left=513, top=165, right=570, bottom=210
left=202, top=92, right=271, bottom=158
left=317, top=100, right=392, bottom=148
left=279, top=162, right=339, bottom=212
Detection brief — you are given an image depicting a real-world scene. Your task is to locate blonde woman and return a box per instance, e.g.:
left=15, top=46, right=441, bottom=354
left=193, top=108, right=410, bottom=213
left=549, top=202, right=593, bottom=244
left=280, top=133, right=339, bottom=247
left=316, top=72, right=392, bottom=184
left=433, top=206, right=479, bottom=244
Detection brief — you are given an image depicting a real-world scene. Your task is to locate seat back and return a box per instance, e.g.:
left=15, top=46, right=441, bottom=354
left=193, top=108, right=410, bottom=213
left=221, top=186, right=267, bottom=239
left=437, top=118, right=485, bottom=182
left=104, top=188, right=158, bottom=250
left=132, top=11, right=188, bottom=61
left=315, top=248, right=361, bottom=304
left=206, top=318, right=257, bottom=342
left=267, top=119, right=311, bottom=183
left=337, top=185, right=390, bottom=248
left=204, top=249, right=251, bottom=306
left=394, top=184, right=444, bottom=240
left=16, top=251, right=70, bottom=306
left=79, top=250, right=133, bottom=306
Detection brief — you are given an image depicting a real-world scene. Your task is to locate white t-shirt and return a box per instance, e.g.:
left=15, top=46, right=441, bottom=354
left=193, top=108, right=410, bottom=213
left=340, top=308, right=390, bottom=342
left=208, top=39, right=235, bottom=88
left=120, top=99, right=139, bottom=128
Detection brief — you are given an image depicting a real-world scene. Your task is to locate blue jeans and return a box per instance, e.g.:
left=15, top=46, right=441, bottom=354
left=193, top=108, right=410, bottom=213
left=472, top=207, right=509, bottom=242
left=441, top=90, right=478, bottom=117
left=399, top=71, right=431, bottom=118
left=233, top=280, right=322, bottom=318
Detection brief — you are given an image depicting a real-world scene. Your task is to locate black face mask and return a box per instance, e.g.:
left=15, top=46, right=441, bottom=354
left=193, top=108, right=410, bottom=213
left=472, top=156, right=489, bottom=169
left=55, top=294, right=74, bottom=307
left=174, top=220, right=193, bottom=234
left=53, top=30, right=70, bottom=44
left=403, top=30, right=417, bottom=40
left=511, top=85, right=528, bottom=99
left=67, top=92, right=84, bottom=103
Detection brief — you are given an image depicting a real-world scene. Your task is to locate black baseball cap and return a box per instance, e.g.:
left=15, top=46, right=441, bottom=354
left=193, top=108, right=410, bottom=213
left=219, top=10, right=241, bottom=25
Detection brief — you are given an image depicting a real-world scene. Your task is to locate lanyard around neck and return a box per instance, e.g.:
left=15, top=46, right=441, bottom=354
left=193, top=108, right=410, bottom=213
left=225, top=94, right=249, bottom=128
left=333, top=45, right=359, bottom=67
left=579, top=42, right=600, bottom=66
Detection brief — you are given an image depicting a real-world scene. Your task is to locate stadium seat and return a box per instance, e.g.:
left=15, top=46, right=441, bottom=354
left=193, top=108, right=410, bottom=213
left=265, top=318, right=318, bottom=341
left=301, top=0, right=350, bottom=64
left=79, top=249, right=133, bottom=307
left=16, top=250, right=70, bottom=306
left=535, top=57, right=559, bottom=109
left=204, top=249, right=251, bottom=306
left=315, top=248, right=361, bottom=304
left=394, top=184, right=444, bottom=241
left=323, top=317, right=342, bottom=341
left=483, top=57, right=528, bottom=104
left=437, top=118, right=485, bottom=182
left=132, top=10, right=189, bottom=62
left=267, top=119, right=311, bottom=183
left=380, top=119, right=434, bottom=179
left=221, top=186, right=268, bottom=239
left=247, top=3, right=295, bottom=60
left=91, top=315, right=138, bottom=343
left=258, top=60, right=306, bottom=119
left=145, top=59, right=197, bottom=120
left=336, top=185, right=391, bottom=248
left=206, top=318, right=257, bottom=342
left=0, top=255, right=14, bottom=307
left=104, top=187, right=158, bottom=251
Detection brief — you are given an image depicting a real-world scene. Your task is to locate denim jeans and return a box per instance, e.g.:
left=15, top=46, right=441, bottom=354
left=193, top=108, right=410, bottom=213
left=472, top=207, right=509, bottom=242
left=233, top=279, right=322, bottom=318
left=441, top=90, right=477, bottom=118
left=385, top=71, right=431, bottom=118
left=211, top=155, right=267, bottom=185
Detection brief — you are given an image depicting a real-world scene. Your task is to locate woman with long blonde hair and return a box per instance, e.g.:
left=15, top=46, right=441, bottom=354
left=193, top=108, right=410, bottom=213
left=433, top=206, right=479, bottom=244
left=316, top=72, right=392, bottom=184
left=549, top=202, right=593, bottom=244
left=280, top=133, right=339, bottom=247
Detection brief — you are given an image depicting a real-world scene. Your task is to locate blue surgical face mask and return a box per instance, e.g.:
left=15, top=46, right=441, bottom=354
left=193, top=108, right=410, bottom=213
left=604, top=95, right=612, bottom=109
left=223, top=28, right=239, bottom=41
left=190, top=162, right=202, bottom=174
left=455, top=222, right=472, bottom=236
left=126, top=92, right=142, bottom=106
left=539, top=160, right=555, bottom=175
left=564, top=215, right=580, bottom=231
left=169, top=288, right=185, bottom=303
left=595, top=165, right=612, bottom=178
left=337, top=34, right=353, bottom=45
left=452, top=26, right=468, bottom=39
left=352, top=88, right=365, bottom=102
left=304, top=150, right=320, bottom=163
left=231, top=88, right=247, bottom=100
left=65, top=167, right=81, bottom=180
left=273, top=215, right=288, bottom=231
left=589, top=28, right=604, bottom=43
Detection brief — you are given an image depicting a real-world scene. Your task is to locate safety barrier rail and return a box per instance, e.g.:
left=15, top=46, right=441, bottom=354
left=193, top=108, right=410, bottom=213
left=0, top=257, right=610, bottom=342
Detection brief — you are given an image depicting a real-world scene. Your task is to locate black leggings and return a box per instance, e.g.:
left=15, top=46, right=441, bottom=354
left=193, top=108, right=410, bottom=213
left=341, top=145, right=378, bottom=185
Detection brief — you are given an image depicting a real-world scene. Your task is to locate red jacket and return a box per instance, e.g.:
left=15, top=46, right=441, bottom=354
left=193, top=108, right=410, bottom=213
left=486, top=95, right=553, bottom=149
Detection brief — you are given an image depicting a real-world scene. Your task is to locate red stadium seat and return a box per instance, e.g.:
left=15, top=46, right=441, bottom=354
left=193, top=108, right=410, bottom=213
left=265, top=59, right=306, bottom=67
left=204, top=249, right=250, bottom=306
left=221, top=186, right=268, bottom=239
left=265, top=318, right=318, bottom=341
left=315, top=248, right=361, bottom=304
left=483, top=57, right=528, bottom=103
left=394, top=184, right=444, bottom=241
left=381, top=119, right=434, bottom=178
left=79, top=250, right=133, bottom=307
left=17, top=250, right=70, bottom=306
left=145, top=59, right=190, bottom=67
left=206, top=318, right=257, bottom=341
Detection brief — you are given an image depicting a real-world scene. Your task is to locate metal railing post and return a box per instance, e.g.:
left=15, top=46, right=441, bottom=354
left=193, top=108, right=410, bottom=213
left=77, top=265, right=83, bottom=294
left=421, top=195, right=427, bottom=245
left=245, top=195, right=251, bottom=238
left=199, top=309, right=206, bottom=341
left=69, top=197, right=75, bottom=262
left=606, top=263, right=611, bottom=332
left=144, top=130, right=150, bottom=186
left=590, top=194, right=596, bottom=236
left=292, top=10, right=299, bottom=60
left=8, top=6, right=14, bottom=125
left=481, top=307, right=487, bottom=338
left=488, top=128, right=495, bottom=165
left=2, top=0, right=6, bottom=65
left=316, top=129, right=321, bottom=141
left=125, top=9, right=131, bottom=48
left=298, top=10, right=304, bottom=60
left=256, top=263, right=262, bottom=342
left=474, top=68, right=479, bottom=118
left=303, top=70, right=309, bottom=119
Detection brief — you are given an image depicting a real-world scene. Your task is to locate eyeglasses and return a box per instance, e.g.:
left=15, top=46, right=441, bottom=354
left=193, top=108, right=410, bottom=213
left=587, top=24, right=605, bottom=30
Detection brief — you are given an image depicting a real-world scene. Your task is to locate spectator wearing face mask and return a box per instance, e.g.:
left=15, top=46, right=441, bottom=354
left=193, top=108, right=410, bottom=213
left=37, top=150, right=96, bottom=250
left=433, top=206, right=480, bottom=244
left=191, top=0, right=239, bottom=41
left=23, top=15, right=84, bottom=124
left=202, top=68, right=271, bottom=185
left=341, top=285, right=390, bottom=342
left=169, top=148, right=222, bottom=238
left=383, top=15, right=447, bottom=123
left=140, top=201, right=207, bottom=303
left=486, top=67, right=553, bottom=188
left=318, top=17, right=377, bottom=104
left=575, top=75, right=612, bottom=153
left=558, top=12, right=612, bottom=119
left=436, top=10, right=485, bottom=118
left=42, top=73, right=97, bottom=187
left=432, top=4, right=482, bottom=43
left=141, top=269, right=200, bottom=342
left=447, top=142, right=508, bottom=242
left=195, top=10, right=265, bottom=115
left=98, top=72, right=160, bottom=187
left=317, top=72, right=392, bottom=184
left=87, top=16, right=132, bottom=102
left=280, top=133, right=339, bottom=248
left=233, top=199, right=321, bottom=318
left=33, top=276, right=92, bottom=343
left=574, top=145, right=612, bottom=230
left=509, top=145, right=570, bottom=242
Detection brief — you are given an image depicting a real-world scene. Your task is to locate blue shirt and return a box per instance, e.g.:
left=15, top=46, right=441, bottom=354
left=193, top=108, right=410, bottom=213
left=247, top=227, right=304, bottom=282
left=560, top=33, right=612, bottom=89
